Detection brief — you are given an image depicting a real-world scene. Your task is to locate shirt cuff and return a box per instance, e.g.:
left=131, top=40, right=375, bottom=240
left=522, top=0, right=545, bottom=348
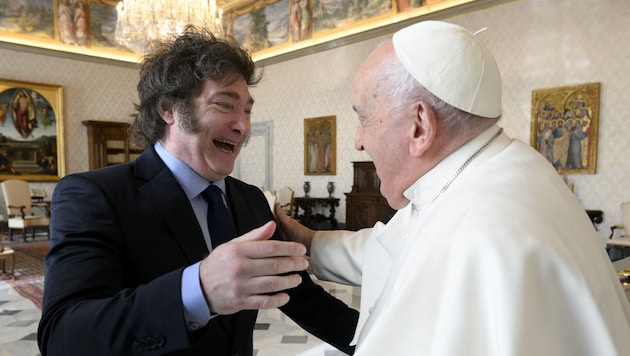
left=182, top=262, right=212, bottom=331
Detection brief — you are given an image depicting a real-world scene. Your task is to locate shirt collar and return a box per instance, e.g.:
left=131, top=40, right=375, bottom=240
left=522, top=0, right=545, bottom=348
left=154, top=141, right=226, bottom=199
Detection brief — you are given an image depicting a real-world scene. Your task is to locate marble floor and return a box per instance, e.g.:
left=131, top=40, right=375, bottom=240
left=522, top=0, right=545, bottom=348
left=0, top=242, right=361, bottom=356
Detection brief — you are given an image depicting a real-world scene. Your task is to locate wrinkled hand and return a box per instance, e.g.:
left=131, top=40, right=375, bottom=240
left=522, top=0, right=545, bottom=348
left=274, top=203, right=316, bottom=253
left=199, top=221, right=308, bottom=315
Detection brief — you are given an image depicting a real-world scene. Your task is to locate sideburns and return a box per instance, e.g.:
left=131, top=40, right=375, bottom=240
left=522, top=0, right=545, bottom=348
left=177, top=104, right=199, bottom=134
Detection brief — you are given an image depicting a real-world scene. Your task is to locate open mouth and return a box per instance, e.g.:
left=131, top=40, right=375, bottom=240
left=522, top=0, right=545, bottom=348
left=213, top=139, right=236, bottom=153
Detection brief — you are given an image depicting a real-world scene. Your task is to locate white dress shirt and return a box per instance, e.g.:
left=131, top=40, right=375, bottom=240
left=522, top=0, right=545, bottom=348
left=155, top=142, right=226, bottom=330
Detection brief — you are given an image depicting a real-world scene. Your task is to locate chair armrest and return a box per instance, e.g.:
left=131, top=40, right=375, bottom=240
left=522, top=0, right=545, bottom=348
left=32, top=201, right=51, bottom=216
left=610, top=224, right=625, bottom=239
left=280, top=203, right=293, bottom=214
left=7, top=205, right=27, bottom=219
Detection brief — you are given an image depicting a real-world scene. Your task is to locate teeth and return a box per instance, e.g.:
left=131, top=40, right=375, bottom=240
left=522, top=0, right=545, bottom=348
left=214, top=139, right=236, bottom=145
left=214, top=139, right=236, bottom=153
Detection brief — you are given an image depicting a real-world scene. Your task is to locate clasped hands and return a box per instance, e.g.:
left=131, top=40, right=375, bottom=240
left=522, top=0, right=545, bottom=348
left=199, top=204, right=315, bottom=315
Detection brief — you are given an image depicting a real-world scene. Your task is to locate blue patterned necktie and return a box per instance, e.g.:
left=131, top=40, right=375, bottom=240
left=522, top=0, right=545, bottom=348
left=200, top=185, right=237, bottom=248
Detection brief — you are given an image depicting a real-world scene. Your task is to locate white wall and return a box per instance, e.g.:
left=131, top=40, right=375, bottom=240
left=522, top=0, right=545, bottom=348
left=246, top=0, right=630, bottom=241
left=1, top=0, right=628, bottom=242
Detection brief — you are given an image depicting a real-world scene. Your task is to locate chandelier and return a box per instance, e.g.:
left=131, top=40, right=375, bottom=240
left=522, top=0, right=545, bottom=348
left=115, top=0, right=224, bottom=54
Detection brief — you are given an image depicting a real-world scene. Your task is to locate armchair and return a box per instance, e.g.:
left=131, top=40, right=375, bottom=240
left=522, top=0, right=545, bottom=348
left=263, top=190, right=276, bottom=213
left=1, top=179, right=50, bottom=242
left=277, top=186, right=295, bottom=216
left=607, top=202, right=630, bottom=260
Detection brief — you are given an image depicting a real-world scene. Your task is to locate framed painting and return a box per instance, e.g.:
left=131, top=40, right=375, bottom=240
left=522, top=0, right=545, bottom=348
left=0, top=79, right=65, bottom=181
left=530, top=82, right=600, bottom=175
left=0, top=0, right=55, bottom=41
left=304, top=115, right=336, bottom=175
left=0, top=0, right=141, bottom=64
left=1, top=0, right=505, bottom=65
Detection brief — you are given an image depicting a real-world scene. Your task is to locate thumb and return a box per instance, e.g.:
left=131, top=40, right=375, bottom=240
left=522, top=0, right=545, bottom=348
left=232, top=220, right=276, bottom=243
left=274, top=203, right=292, bottom=224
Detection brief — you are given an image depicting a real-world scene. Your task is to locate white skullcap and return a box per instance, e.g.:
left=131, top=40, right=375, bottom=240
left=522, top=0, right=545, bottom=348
left=392, top=21, right=502, bottom=118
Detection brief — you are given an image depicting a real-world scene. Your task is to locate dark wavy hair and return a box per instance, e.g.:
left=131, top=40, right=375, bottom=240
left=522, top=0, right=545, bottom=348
left=129, top=26, right=261, bottom=147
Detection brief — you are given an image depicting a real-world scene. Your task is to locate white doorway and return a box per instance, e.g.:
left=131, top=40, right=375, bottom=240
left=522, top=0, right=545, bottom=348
left=232, top=121, right=273, bottom=191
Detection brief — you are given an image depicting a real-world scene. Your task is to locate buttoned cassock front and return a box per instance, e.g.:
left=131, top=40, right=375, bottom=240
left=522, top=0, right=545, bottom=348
left=311, top=125, right=630, bottom=356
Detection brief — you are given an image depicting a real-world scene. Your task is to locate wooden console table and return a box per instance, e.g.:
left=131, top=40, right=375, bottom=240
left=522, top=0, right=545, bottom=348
left=292, top=196, right=340, bottom=229
left=345, top=161, right=395, bottom=231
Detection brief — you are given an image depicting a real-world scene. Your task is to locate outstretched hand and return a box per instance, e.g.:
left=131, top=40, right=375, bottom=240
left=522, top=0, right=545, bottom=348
left=199, top=220, right=308, bottom=315
left=274, top=203, right=316, bottom=253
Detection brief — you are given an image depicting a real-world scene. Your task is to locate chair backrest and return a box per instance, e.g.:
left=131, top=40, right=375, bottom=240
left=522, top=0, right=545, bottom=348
left=263, top=190, right=276, bottom=213
left=277, top=186, right=294, bottom=215
left=621, top=202, right=630, bottom=236
left=1, top=179, right=35, bottom=216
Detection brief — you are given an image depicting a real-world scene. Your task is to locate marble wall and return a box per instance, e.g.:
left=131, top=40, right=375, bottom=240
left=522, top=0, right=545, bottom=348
left=0, top=0, right=628, bottom=242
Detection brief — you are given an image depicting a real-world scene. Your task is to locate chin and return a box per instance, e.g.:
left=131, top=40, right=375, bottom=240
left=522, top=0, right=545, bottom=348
left=382, top=189, right=408, bottom=210
left=387, top=198, right=408, bottom=210
left=207, top=163, right=234, bottom=180
left=219, top=166, right=234, bottom=177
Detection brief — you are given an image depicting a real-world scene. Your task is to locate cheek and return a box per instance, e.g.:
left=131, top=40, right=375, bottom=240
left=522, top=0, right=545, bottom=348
left=372, top=130, right=398, bottom=158
left=360, top=126, right=383, bottom=152
left=374, top=134, right=406, bottom=186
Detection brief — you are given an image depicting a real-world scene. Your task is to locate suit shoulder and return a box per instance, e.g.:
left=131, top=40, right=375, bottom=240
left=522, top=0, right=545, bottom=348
left=226, top=176, right=262, bottom=193
left=68, top=162, right=134, bottom=180
left=58, top=162, right=136, bottom=191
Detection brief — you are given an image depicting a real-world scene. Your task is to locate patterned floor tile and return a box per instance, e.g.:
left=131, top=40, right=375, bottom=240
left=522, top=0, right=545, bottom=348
left=0, top=238, right=362, bottom=356
left=281, top=335, right=308, bottom=344
left=0, top=277, right=361, bottom=356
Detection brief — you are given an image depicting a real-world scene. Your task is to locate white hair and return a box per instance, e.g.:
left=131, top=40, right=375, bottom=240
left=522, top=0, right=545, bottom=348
left=373, top=50, right=490, bottom=135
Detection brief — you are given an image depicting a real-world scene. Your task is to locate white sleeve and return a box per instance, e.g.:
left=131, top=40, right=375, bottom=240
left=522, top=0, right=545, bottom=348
left=310, top=227, right=372, bottom=286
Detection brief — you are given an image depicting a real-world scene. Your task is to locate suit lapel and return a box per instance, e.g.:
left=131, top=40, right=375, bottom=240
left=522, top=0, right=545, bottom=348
left=132, top=149, right=274, bottom=263
left=225, top=177, right=274, bottom=237
left=135, top=147, right=209, bottom=262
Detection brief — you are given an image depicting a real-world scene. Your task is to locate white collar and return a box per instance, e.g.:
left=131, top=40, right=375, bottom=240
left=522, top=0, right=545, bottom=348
left=403, top=124, right=506, bottom=210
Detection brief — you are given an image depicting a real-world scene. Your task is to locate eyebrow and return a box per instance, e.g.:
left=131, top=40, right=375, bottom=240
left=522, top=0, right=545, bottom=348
left=213, top=90, right=255, bottom=106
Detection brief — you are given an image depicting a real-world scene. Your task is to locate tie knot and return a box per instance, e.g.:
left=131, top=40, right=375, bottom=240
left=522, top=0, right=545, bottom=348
left=201, top=185, right=224, bottom=207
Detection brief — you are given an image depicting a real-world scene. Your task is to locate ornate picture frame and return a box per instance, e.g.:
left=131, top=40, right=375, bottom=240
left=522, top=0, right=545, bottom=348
left=0, top=78, right=65, bottom=181
left=304, top=115, right=336, bottom=176
left=530, top=82, right=600, bottom=175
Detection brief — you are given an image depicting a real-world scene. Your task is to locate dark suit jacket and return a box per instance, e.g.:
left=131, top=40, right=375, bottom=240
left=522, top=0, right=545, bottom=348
left=38, top=146, right=358, bottom=355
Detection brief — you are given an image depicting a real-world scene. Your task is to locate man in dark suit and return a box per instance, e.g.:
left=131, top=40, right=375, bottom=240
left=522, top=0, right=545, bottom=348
left=37, top=26, right=358, bottom=355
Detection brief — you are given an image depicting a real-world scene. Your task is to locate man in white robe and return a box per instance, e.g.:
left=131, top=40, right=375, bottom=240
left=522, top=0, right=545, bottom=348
left=276, top=20, right=630, bottom=355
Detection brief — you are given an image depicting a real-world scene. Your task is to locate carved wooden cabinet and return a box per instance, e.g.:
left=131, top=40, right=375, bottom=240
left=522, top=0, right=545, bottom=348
left=82, top=120, right=144, bottom=170
left=345, top=161, right=395, bottom=231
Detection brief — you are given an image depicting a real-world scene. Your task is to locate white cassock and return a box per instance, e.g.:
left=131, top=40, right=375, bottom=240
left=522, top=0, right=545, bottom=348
left=312, top=125, right=630, bottom=356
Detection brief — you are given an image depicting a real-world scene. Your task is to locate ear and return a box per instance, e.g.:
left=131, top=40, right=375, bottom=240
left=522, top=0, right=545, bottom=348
left=408, top=101, right=437, bottom=157
left=157, top=99, right=175, bottom=125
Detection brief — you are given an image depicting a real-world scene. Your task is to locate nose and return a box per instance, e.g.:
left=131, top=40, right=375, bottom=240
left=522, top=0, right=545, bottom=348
left=354, top=126, right=364, bottom=151
left=232, top=111, right=250, bottom=136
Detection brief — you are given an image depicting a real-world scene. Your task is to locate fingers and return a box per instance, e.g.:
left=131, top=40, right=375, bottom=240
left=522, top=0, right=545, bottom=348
left=199, top=224, right=310, bottom=315
left=230, top=220, right=307, bottom=258
left=234, top=220, right=276, bottom=242
left=235, top=273, right=303, bottom=301
left=274, top=202, right=288, bottom=220
left=273, top=210, right=315, bottom=252
left=246, top=292, right=291, bottom=309
left=244, top=254, right=309, bottom=276
left=201, top=262, right=305, bottom=314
